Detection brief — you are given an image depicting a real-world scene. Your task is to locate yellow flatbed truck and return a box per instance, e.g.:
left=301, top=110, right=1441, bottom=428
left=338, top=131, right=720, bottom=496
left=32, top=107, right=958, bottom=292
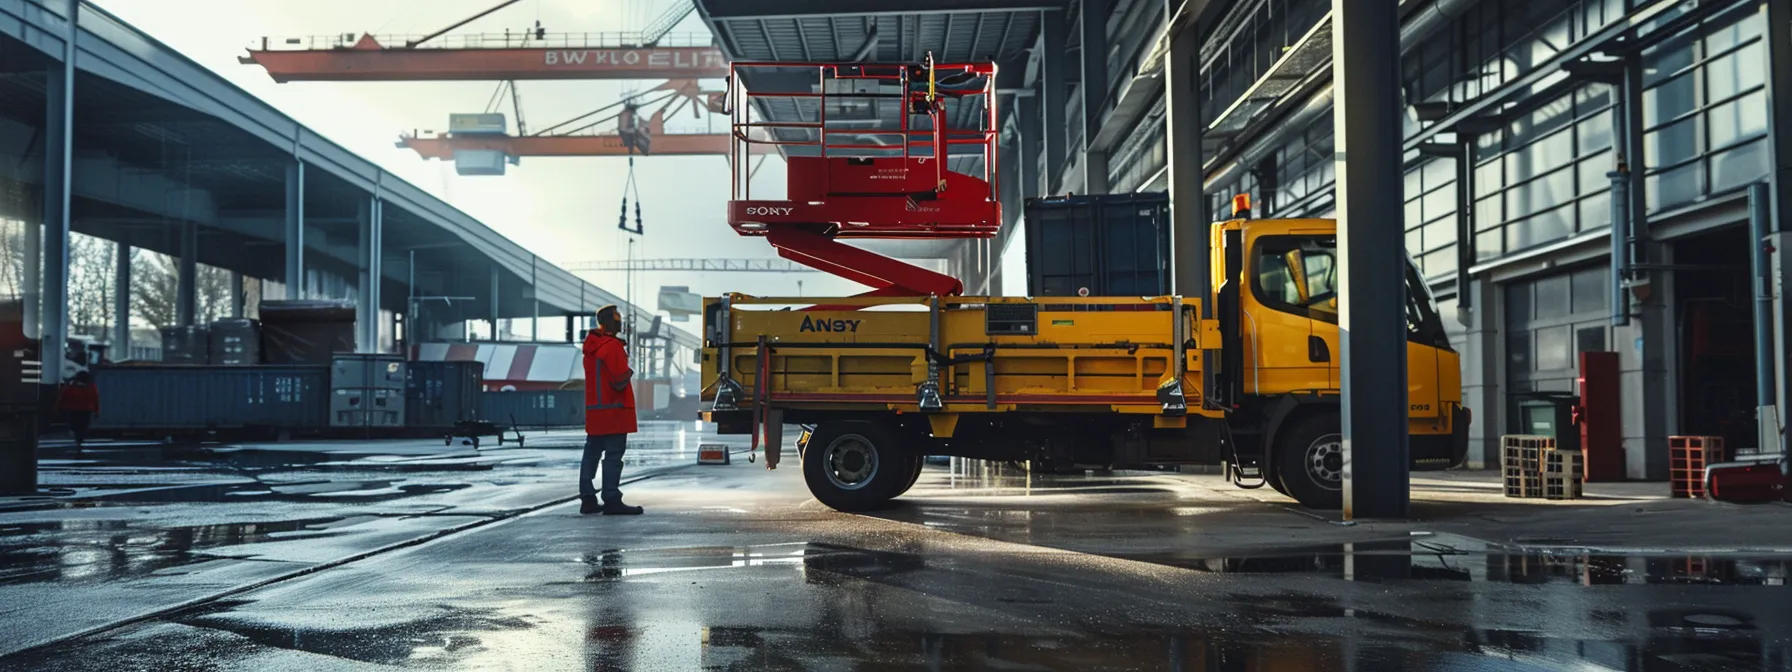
left=700, top=215, right=1469, bottom=511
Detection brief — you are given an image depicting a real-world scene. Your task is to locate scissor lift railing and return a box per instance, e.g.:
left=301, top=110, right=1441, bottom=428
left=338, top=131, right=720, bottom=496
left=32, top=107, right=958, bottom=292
left=724, top=56, right=1001, bottom=302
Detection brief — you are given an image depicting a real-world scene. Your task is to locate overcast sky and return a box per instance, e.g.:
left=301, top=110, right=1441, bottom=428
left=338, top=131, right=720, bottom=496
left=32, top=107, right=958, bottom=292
left=91, top=0, right=880, bottom=309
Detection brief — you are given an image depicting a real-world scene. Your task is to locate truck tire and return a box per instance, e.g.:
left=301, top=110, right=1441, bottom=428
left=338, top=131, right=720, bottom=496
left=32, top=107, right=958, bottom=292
left=897, top=453, right=925, bottom=497
left=802, top=422, right=914, bottom=511
left=1274, top=413, right=1343, bottom=510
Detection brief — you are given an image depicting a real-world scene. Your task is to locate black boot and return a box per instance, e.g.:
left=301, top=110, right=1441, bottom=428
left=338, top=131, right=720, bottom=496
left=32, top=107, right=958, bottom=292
left=579, top=495, right=602, bottom=515
left=602, top=501, right=644, bottom=515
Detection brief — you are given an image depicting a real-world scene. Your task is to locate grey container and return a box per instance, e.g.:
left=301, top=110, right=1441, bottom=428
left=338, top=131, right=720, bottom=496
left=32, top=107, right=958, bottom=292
left=332, top=354, right=405, bottom=390
left=208, top=318, right=261, bottom=366
left=406, top=361, right=483, bottom=429
left=1024, top=192, right=1172, bottom=297
left=330, top=387, right=406, bottom=428
left=91, top=365, right=329, bottom=430
left=480, top=390, right=583, bottom=428
left=159, top=326, right=210, bottom=365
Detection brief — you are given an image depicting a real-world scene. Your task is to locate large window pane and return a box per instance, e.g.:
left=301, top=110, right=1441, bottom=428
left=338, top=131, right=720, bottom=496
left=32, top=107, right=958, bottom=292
left=1709, top=139, right=1769, bottom=194
left=1578, top=151, right=1615, bottom=196
left=1642, top=71, right=1697, bottom=126
left=1423, top=185, right=1457, bottom=223
left=1645, top=117, right=1701, bottom=167
left=1475, top=195, right=1504, bottom=230
left=1577, top=112, right=1613, bottom=154
left=1508, top=129, right=1575, bottom=184
left=1707, top=42, right=1765, bottom=102
left=1508, top=203, right=1575, bottom=251
left=1425, top=218, right=1459, bottom=249
left=1646, top=162, right=1705, bottom=211
left=1571, top=266, right=1608, bottom=314
left=1507, top=167, right=1575, bottom=219
left=1642, top=40, right=1696, bottom=87
left=1706, top=10, right=1763, bottom=53
left=1477, top=230, right=1504, bottom=260
left=1535, top=325, right=1573, bottom=370
left=1579, top=191, right=1612, bottom=231
left=1708, top=90, right=1768, bottom=150
left=1476, top=159, right=1505, bottom=195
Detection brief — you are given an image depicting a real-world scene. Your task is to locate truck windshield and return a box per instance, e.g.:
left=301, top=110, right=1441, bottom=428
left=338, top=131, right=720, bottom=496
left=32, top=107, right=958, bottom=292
left=1253, top=235, right=1452, bottom=351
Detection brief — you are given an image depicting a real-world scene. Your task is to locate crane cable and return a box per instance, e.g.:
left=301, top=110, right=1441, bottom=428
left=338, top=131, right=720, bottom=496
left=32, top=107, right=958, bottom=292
left=618, top=156, right=644, bottom=235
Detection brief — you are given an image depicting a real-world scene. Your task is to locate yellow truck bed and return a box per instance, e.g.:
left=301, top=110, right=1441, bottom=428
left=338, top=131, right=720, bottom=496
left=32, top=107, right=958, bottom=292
left=700, top=294, right=1219, bottom=418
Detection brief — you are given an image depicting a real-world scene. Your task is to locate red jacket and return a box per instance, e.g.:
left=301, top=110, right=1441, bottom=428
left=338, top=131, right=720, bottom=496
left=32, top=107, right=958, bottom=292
left=583, top=330, right=637, bottom=435
left=57, top=382, right=100, bottom=412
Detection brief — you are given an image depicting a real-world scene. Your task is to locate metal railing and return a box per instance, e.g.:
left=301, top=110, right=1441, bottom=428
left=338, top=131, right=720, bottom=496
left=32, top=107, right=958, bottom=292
left=252, top=32, right=716, bottom=51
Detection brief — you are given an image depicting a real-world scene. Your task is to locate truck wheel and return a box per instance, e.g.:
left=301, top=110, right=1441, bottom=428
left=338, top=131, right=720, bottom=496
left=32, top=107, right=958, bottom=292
left=1274, top=413, right=1343, bottom=510
left=897, top=453, right=926, bottom=497
left=802, top=422, right=913, bottom=512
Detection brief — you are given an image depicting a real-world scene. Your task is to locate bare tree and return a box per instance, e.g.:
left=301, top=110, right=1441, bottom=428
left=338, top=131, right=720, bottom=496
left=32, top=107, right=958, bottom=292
left=67, top=233, right=116, bottom=337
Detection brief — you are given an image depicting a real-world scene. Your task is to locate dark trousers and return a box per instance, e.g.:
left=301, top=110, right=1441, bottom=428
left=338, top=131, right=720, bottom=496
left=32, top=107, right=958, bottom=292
left=580, top=433, right=628, bottom=503
left=68, top=411, right=92, bottom=446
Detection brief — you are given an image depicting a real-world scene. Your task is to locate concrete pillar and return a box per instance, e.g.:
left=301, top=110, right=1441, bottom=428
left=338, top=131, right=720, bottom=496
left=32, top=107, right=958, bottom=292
left=356, top=197, right=383, bottom=352
left=1618, top=243, right=1674, bottom=480
left=1041, top=8, right=1068, bottom=195
left=40, top=2, right=75, bottom=385
left=113, top=245, right=131, bottom=353
left=1332, top=0, right=1409, bottom=519
left=1459, top=279, right=1501, bottom=468
left=284, top=162, right=305, bottom=299
left=1079, top=0, right=1110, bottom=195
left=176, top=222, right=198, bottom=327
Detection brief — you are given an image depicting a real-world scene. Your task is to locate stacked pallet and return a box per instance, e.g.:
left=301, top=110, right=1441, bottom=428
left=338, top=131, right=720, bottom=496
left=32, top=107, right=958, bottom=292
left=1669, top=436, right=1726, bottom=498
left=1502, top=435, right=1585, bottom=500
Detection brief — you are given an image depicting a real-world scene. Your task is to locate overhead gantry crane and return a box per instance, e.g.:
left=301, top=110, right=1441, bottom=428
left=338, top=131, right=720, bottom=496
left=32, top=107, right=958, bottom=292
left=399, top=80, right=774, bottom=165
left=240, top=0, right=725, bottom=82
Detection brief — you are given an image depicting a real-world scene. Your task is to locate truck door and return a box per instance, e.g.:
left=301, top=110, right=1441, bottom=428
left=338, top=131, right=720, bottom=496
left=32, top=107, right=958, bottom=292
left=1403, top=254, right=1450, bottom=420
left=1245, top=234, right=1335, bottom=394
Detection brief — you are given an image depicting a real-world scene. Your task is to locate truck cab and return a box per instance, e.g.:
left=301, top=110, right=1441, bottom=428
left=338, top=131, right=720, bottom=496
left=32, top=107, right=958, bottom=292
left=1214, top=209, right=1469, bottom=508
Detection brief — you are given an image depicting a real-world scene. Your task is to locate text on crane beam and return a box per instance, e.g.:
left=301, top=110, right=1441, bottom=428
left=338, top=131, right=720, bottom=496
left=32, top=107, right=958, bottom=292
left=543, top=50, right=726, bottom=69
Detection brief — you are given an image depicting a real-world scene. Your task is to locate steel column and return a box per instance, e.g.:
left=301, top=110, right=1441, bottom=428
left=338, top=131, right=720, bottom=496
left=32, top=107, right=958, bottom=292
left=1765, top=0, right=1792, bottom=451
left=40, top=0, right=76, bottom=385
left=1332, top=0, right=1409, bottom=519
left=1018, top=93, right=1042, bottom=199
left=1041, top=8, right=1069, bottom=194
left=489, top=266, right=501, bottom=341
left=1165, top=6, right=1208, bottom=305
left=1749, top=183, right=1779, bottom=452
left=1079, top=0, right=1110, bottom=194
left=284, top=161, right=306, bottom=299
left=176, top=222, right=198, bottom=327
left=113, top=245, right=131, bottom=353
left=229, top=271, right=245, bottom=318
left=357, top=197, right=383, bottom=352
left=530, top=256, right=539, bottom=342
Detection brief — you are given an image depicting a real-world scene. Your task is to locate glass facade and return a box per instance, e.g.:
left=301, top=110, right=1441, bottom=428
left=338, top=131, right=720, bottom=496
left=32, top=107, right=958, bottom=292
left=1403, top=156, right=1458, bottom=280
left=1640, top=6, right=1770, bottom=213
left=1470, top=84, right=1616, bottom=259
left=1406, top=0, right=1626, bottom=106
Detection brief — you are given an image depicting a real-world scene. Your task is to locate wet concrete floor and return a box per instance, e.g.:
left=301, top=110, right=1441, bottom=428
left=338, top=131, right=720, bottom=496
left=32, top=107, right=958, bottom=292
left=0, top=448, right=1787, bottom=671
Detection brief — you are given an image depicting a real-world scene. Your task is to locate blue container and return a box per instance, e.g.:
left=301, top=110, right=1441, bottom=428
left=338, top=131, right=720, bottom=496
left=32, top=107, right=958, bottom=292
left=406, top=361, right=485, bottom=429
left=479, top=390, right=583, bottom=428
left=1024, top=192, right=1172, bottom=297
left=91, top=365, right=329, bottom=431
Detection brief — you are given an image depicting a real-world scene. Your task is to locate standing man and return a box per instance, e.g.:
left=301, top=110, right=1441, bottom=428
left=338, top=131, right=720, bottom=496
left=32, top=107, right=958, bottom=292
left=581, top=305, right=644, bottom=515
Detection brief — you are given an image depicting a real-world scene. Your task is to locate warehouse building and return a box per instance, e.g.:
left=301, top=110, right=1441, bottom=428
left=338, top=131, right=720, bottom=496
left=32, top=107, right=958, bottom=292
left=1008, top=0, right=1786, bottom=477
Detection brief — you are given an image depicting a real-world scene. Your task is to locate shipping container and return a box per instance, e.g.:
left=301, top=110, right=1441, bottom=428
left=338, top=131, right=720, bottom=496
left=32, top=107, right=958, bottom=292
left=332, top=354, right=405, bottom=390
left=448, top=113, right=507, bottom=135
left=91, top=365, right=329, bottom=431
left=208, top=318, right=261, bottom=365
left=480, top=390, right=584, bottom=428
left=406, top=361, right=484, bottom=429
left=329, top=387, right=405, bottom=428
left=1023, top=193, right=1172, bottom=297
left=159, top=326, right=210, bottom=365
left=260, top=301, right=355, bottom=365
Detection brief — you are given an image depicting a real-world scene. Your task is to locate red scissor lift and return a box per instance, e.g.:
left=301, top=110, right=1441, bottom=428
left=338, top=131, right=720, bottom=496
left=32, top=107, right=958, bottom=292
left=724, top=56, right=1000, bottom=302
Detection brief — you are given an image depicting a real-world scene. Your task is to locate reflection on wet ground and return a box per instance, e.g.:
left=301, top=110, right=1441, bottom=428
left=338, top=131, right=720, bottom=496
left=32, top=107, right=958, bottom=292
left=0, top=517, right=348, bottom=584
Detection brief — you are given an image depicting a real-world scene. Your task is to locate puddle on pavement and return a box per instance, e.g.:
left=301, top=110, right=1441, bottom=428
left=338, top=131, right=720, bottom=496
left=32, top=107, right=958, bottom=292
left=0, top=517, right=350, bottom=584
left=573, top=542, right=927, bottom=584
left=1115, top=535, right=1792, bottom=586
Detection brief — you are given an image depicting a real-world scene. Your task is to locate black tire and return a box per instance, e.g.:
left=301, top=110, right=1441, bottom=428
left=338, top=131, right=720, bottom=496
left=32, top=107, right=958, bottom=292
left=896, top=452, right=925, bottom=497
left=1266, top=468, right=1290, bottom=497
left=802, top=422, right=914, bottom=512
left=1273, top=412, right=1343, bottom=510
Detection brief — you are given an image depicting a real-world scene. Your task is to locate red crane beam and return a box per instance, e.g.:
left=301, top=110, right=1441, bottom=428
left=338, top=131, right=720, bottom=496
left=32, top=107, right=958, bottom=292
left=241, top=34, right=728, bottom=82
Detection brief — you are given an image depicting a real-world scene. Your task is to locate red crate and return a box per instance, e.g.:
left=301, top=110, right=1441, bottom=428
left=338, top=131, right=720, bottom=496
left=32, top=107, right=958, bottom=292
left=1669, top=436, right=1725, bottom=499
